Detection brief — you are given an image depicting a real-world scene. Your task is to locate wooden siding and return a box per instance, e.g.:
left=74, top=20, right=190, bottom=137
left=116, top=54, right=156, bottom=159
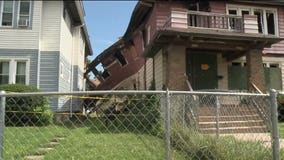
left=209, top=1, right=226, bottom=14
left=145, top=2, right=187, bottom=44
left=154, top=49, right=163, bottom=90
left=39, top=51, right=59, bottom=92
left=59, top=54, right=71, bottom=92
left=145, top=58, right=153, bottom=89
left=263, top=7, right=284, bottom=54
left=210, top=1, right=284, bottom=55
left=0, top=1, right=42, bottom=49
left=39, top=51, right=59, bottom=111
left=41, top=1, right=62, bottom=51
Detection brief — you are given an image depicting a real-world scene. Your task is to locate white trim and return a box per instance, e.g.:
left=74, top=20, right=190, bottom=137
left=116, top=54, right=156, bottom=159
left=0, top=57, right=30, bottom=85
left=226, top=4, right=278, bottom=36
left=0, top=0, right=15, bottom=27
left=60, top=62, right=64, bottom=78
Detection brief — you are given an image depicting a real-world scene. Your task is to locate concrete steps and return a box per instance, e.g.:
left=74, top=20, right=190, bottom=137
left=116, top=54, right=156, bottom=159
left=198, top=105, right=268, bottom=134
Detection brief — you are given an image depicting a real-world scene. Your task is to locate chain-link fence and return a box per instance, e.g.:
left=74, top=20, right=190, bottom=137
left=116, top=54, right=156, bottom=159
left=0, top=90, right=280, bottom=160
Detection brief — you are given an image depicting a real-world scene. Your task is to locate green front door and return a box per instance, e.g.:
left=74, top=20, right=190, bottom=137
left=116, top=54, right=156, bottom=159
left=187, top=53, right=218, bottom=90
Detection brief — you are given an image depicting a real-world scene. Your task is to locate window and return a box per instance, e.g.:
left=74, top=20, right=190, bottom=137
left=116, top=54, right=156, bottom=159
left=266, top=11, right=275, bottom=35
left=0, top=60, right=27, bottom=85
left=227, top=5, right=278, bottom=35
left=16, top=61, right=26, bottom=84
left=18, top=0, right=31, bottom=27
left=101, top=70, right=110, bottom=79
left=1, top=1, right=14, bottom=26
left=95, top=63, right=110, bottom=80
left=114, top=50, right=127, bottom=66
left=228, top=9, right=237, bottom=29
left=0, top=62, right=9, bottom=85
left=60, top=63, right=64, bottom=78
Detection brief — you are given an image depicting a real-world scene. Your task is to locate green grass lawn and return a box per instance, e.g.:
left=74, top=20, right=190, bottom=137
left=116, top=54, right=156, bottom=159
left=3, top=118, right=186, bottom=160
left=3, top=118, right=276, bottom=160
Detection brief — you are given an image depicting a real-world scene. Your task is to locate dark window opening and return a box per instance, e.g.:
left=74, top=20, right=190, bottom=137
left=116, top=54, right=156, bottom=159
left=114, top=50, right=127, bottom=66
left=241, top=10, right=249, bottom=16
left=270, top=63, right=279, bottom=68
left=254, top=11, right=263, bottom=34
left=228, top=9, right=237, bottom=29
left=142, top=29, right=147, bottom=47
left=102, top=70, right=110, bottom=79
left=267, top=12, right=275, bottom=35
left=96, top=63, right=110, bottom=80
left=232, top=62, right=241, bottom=66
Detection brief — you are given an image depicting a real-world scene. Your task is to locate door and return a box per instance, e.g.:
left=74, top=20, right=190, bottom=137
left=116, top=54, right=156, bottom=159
left=187, top=53, right=218, bottom=90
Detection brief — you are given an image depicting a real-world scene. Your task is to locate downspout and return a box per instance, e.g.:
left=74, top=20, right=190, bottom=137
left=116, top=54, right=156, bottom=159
left=37, top=1, right=43, bottom=89
left=70, top=24, right=85, bottom=117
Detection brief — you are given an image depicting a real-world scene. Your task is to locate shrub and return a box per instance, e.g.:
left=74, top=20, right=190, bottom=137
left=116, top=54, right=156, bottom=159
left=122, top=81, right=161, bottom=135
left=278, top=94, right=284, bottom=122
left=0, top=84, right=53, bottom=126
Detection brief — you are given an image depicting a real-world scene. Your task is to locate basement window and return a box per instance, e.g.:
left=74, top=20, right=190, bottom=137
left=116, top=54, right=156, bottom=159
left=114, top=50, right=127, bottom=66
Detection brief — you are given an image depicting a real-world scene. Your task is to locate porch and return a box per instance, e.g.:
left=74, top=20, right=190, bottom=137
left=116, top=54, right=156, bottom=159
left=145, top=10, right=283, bottom=92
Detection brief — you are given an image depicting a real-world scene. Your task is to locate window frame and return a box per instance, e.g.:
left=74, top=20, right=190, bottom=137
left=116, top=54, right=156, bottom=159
left=0, top=58, right=29, bottom=85
left=226, top=4, right=278, bottom=36
left=0, top=61, right=10, bottom=85
left=0, top=0, right=15, bottom=27
left=17, top=0, right=32, bottom=27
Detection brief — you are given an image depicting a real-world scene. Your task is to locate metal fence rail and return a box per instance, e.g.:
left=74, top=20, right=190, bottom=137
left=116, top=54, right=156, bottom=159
left=0, top=90, right=280, bottom=160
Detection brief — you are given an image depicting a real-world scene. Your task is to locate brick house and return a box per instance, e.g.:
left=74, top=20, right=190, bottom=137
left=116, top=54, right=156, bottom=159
left=86, top=0, right=284, bottom=92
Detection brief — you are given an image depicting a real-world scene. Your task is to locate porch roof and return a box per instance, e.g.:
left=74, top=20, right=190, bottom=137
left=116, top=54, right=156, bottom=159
left=144, top=27, right=284, bottom=60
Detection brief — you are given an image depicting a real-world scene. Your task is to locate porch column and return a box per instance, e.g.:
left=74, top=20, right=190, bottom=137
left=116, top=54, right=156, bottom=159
left=166, top=45, right=187, bottom=90
left=246, top=49, right=266, bottom=92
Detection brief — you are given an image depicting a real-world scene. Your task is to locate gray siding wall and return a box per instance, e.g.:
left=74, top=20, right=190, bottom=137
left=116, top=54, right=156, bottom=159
left=58, top=54, right=71, bottom=111
left=39, top=51, right=59, bottom=111
left=71, top=66, right=83, bottom=111
left=0, top=49, right=38, bottom=87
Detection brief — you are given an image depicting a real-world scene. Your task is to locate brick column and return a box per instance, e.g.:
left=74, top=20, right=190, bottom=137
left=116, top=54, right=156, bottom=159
left=246, top=49, right=266, bottom=92
left=166, top=45, right=187, bottom=90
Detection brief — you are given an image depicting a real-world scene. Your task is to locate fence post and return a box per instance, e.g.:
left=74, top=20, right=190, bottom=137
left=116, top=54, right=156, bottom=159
left=270, top=89, right=279, bottom=160
left=0, top=91, right=5, bottom=160
left=215, top=96, right=220, bottom=138
left=165, top=89, right=171, bottom=160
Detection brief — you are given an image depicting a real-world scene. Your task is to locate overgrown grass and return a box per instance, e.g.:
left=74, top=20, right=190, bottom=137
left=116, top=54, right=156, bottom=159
left=171, top=127, right=271, bottom=160
left=3, top=118, right=275, bottom=160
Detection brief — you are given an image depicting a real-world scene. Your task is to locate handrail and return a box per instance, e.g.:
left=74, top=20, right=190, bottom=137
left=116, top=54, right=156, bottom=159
left=187, top=10, right=242, bottom=19
left=250, top=82, right=271, bottom=130
left=251, top=82, right=263, bottom=94
left=184, top=74, right=198, bottom=127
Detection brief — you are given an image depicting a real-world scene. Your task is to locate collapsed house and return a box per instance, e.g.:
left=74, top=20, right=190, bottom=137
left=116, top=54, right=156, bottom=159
left=86, top=0, right=284, bottom=92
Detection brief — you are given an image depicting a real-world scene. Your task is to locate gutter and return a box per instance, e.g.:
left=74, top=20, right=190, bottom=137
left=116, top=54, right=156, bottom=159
left=74, top=0, right=93, bottom=56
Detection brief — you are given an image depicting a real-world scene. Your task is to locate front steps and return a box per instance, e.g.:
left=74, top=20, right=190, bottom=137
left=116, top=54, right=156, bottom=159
left=198, top=104, right=268, bottom=134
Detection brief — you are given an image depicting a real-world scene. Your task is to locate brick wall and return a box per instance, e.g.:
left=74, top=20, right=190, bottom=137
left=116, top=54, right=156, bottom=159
left=246, top=49, right=266, bottom=92
left=166, top=45, right=187, bottom=90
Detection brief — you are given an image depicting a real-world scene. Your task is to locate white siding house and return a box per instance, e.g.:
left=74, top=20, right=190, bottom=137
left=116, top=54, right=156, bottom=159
left=0, top=0, right=93, bottom=112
